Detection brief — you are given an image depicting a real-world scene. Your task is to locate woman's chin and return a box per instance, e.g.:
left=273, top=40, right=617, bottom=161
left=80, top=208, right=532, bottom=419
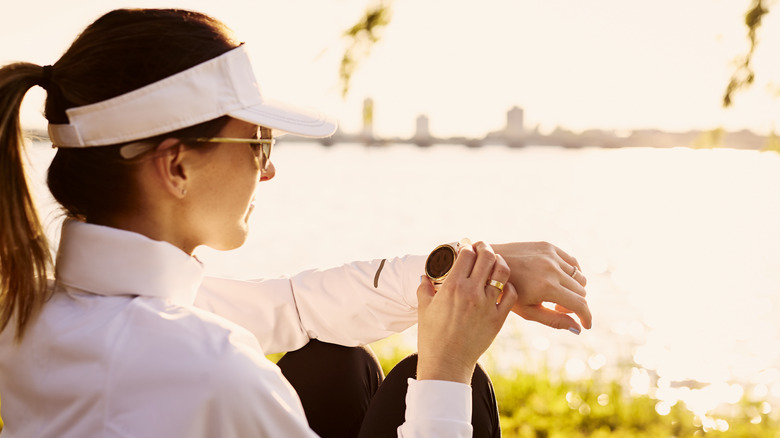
left=206, top=228, right=249, bottom=251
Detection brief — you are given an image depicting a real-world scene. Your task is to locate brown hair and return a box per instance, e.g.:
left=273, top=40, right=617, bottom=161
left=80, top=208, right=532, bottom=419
left=0, top=9, right=239, bottom=341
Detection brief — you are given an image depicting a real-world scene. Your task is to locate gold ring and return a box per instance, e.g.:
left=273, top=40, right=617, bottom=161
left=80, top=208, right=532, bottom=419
left=486, top=279, right=505, bottom=292
left=570, top=266, right=579, bottom=278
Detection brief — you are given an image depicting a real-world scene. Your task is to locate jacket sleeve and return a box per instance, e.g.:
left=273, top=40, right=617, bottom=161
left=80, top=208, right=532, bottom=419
left=195, top=256, right=475, bottom=438
left=194, top=255, right=425, bottom=354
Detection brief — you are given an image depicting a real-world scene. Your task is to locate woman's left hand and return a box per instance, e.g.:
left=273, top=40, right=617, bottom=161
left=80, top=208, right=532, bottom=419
left=492, top=242, right=592, bottom=334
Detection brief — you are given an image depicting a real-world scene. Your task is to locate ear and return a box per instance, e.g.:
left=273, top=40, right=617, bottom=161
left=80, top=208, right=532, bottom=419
left=151, top=138, right=189, bottom=199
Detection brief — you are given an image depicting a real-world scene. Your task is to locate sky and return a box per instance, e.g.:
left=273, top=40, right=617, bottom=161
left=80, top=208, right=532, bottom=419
left=3, top=0, right=780, bottom=138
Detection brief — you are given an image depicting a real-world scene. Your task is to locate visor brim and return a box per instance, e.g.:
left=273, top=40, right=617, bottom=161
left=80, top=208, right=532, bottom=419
left=228, top=98, right=337, bottom=138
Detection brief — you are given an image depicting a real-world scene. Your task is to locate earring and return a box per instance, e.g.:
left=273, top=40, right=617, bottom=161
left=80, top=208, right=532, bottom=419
left=181, top=188, right=187, bottom=196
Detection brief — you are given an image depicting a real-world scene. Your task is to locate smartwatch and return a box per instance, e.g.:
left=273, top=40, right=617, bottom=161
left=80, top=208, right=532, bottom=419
left=424, top=238, right=471, bottom=289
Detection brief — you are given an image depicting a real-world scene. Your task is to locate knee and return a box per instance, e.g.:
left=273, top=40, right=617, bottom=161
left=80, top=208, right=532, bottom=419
left=471, top=361, right=492, bottom=387
left=278, top=339, right=384, bottom=382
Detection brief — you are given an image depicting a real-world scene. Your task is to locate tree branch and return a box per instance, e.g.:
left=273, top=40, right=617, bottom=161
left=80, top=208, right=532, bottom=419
left=724, top=0, right=773, bottom=106
left=339, top=0, right=393, bottom=97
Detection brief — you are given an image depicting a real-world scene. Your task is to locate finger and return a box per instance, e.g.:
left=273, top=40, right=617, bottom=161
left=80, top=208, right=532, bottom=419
left=554, top=304, right=574, bottom=313
left=559, top=267, right=588, bottom=297
left=561, top=263, right=588, bottom=287
left=485, top=254, right=511, bottom=299
left=540, top=287, right=593, bottom=330
left=572, top=265, right=587, bottom=286
left=448, top=242, right=477, bottom=281
left=417, top=275, right=436, bottom=310
left=554, top=245, right=580, bottom=270
left=519, top=304, right=582, bottom=334
left=553, top=244, right=587, bottom=287
left=469, top=241, right=498, bottom=283
left=495, top=281, right=518, bottom=318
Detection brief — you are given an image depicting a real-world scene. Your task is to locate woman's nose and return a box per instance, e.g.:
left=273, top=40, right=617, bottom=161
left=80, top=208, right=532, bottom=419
left=260, top=161, right=276, bottom=181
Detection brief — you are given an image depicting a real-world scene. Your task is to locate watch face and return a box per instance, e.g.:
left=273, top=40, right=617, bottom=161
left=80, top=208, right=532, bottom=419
left=426, top=246, right=456, bottom=280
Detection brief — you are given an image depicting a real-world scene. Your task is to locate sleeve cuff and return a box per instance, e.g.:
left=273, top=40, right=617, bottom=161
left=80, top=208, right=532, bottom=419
left=401, top=378, right=473, bottom=437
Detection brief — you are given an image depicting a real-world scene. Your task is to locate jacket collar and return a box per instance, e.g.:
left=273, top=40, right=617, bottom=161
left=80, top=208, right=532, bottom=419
left=55, top=220, right=205, bottom=306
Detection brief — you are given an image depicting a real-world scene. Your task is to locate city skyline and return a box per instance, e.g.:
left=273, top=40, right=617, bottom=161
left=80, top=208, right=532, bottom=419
left=310, top=99, right=774, bottom=150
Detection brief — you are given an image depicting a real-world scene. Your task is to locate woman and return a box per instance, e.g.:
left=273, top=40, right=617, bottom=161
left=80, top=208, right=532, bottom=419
left=0, top=8, right=591, bottom=438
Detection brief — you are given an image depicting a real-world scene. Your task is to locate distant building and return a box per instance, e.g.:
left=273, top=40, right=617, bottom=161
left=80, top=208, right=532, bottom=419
left=501, top=106, right=526, bottom=146
left=505, top=106, right=525, bottom=139
left=413, top=114, right=433, bottom=146
left=415, top=114, right=430, bottom=137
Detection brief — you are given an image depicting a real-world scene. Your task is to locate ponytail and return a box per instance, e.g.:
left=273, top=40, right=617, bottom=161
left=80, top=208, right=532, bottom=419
left=0, top=63, right=53, bottom=342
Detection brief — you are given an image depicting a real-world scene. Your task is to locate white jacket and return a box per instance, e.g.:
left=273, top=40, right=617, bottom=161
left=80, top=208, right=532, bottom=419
left=0, top=221, right=472, bottom=437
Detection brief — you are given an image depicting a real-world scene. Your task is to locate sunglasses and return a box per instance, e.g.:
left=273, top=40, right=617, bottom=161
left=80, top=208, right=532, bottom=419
left=120, top=127, right=275, bottom=170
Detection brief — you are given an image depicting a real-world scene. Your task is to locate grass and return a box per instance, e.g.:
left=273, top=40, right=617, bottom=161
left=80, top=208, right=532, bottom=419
left=490, top=370, right=779, bottom=437
left=369, top=339, right=780, bottom=438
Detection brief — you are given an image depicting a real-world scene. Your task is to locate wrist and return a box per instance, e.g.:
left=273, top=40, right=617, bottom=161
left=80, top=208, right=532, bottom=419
left=491, top=242, right=508, bottom=257
left=416, top=354, right=475, bottom=384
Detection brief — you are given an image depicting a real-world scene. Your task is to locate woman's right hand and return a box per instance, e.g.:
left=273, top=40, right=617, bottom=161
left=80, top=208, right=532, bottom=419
left=416, top=241, right=518, bottom=384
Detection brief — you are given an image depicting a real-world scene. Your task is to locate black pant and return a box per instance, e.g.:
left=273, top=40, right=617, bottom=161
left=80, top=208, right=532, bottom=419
left=277, top=339, right=501, bottom=438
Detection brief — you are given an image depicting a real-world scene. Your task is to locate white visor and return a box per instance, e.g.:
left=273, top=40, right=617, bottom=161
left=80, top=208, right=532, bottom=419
left=48, top=45, right=337, bottom=148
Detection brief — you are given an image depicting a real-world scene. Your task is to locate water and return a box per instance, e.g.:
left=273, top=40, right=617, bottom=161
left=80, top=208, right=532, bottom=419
left=26, top=141, right=780, bottom=420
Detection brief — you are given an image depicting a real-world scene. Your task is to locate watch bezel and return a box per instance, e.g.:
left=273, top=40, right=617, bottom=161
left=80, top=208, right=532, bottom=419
left=425, top=243, right=459, bottom=282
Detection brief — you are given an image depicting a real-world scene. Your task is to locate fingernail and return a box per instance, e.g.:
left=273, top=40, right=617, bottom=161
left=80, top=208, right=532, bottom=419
left=568, top=327, right=581, bottom=335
